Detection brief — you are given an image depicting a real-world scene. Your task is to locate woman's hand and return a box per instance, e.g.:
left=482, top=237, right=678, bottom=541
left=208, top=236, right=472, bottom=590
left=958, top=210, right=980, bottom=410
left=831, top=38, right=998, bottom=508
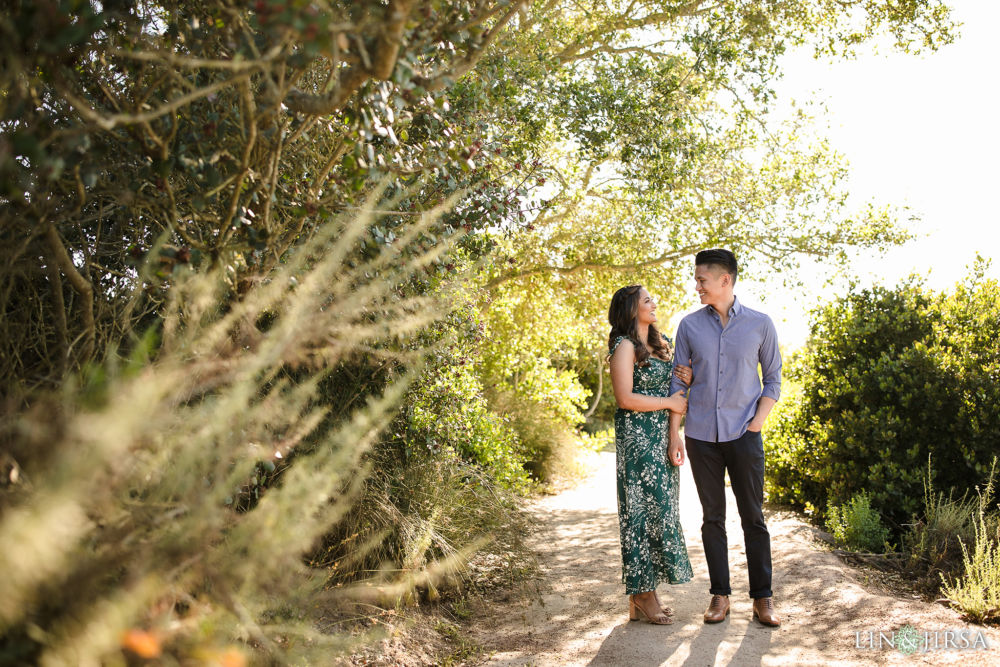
left=674, top=364, right=693, bottom=386
left=668, top=440, right=685, bottom=467
left=665, top=390, right=687, bottom=415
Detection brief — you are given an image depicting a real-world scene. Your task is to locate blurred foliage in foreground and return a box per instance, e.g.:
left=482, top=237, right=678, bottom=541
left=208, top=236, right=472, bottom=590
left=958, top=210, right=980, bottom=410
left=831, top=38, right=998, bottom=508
left=0, top=186, right=482, bottom=663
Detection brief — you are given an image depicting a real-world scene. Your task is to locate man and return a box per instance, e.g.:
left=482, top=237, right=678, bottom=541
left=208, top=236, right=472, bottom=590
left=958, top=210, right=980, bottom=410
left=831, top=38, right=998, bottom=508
left=668, top=248, right=782, bottom=627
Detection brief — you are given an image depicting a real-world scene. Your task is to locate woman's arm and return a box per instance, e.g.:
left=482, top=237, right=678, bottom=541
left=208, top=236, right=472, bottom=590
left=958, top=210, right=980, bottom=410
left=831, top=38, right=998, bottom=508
left=610, top=340, right=688, bottom=413
left=668, top=411, right=685, bottom=466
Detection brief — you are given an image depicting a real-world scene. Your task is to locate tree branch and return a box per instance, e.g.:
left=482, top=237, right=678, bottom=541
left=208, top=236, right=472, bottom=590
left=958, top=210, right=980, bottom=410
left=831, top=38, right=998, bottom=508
left=486, top=242, right=705, bottom=288
left=45, top=223, right=95, bottom=364
left=43, top=248, right=69, bottom=379
left=372, top=0, right=413, bottom=79
left=285, top=0, right=414, bottom=114
left=109, top=43, right=286, bottom=71
left=561, top=42, right=683, bottom=63
left=413, top=0, right=527, bottom=94
left=57, top=73, right=251, bottom=131
left=556, top=1, right=714, bottom=63
left=582, top=355, right=603, bottom=419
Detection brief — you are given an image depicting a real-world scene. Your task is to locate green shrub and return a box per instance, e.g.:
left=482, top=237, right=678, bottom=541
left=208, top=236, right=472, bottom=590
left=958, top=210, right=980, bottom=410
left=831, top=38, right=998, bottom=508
left=766, top=264, right=1000, bottom=529
left=826, top=492, right=891, bottom=552
left=405, top=342, right=530, bottom=492
left=944, top=525, right=1000, bottom=623
left=487, top=385, right=585, bottom=481
left=478, top=278, right=595, bottom=480
left=309, top=439, right=531, bottom=600
left=579, top=428, right=615, bottom=454
left=304, top=304, right=535, bottom=598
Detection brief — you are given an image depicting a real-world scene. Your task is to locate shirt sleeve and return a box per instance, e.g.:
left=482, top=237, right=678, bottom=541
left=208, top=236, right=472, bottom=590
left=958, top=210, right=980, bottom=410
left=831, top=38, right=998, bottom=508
left=669, top=320, right=690, bottom=396
left=759, top=315, right=782, bottom=402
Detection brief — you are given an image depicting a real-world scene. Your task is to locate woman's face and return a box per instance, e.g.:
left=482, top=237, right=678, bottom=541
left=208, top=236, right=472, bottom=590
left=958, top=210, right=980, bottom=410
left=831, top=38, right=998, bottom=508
left=636, top=287, right=657, bottom=326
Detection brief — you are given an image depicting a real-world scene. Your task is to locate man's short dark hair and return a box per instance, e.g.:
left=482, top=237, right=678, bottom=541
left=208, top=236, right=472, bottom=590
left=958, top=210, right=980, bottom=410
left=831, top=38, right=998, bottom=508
left=695, top=248, right=738, bottom=284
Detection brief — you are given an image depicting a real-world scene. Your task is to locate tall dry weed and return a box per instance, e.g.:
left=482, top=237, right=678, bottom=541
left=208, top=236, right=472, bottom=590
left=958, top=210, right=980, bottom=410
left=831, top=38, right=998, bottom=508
left=940, top=459, right=1000, bottom=624
left=0, top=183, right=465, bottom=664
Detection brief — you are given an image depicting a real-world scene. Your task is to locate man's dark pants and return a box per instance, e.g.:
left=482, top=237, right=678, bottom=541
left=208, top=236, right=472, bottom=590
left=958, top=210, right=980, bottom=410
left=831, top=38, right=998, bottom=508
left=686, top=430, right=773, bottom=599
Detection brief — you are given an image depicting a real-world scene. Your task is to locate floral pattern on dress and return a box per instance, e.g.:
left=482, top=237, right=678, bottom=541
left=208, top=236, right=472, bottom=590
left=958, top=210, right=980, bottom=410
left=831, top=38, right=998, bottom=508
left=612, top=334, right=693, bottom=594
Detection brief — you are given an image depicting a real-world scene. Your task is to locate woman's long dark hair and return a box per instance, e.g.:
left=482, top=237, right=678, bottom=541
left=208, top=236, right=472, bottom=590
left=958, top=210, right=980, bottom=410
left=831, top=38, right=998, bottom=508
left=608, top=285, right=671, bottom=366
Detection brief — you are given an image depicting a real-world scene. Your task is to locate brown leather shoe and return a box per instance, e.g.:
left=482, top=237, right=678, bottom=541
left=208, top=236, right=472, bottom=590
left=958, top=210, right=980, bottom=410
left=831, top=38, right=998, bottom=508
left=703, top=595, right=730, bottom=623
left=752, top=597, right=781, bottom=627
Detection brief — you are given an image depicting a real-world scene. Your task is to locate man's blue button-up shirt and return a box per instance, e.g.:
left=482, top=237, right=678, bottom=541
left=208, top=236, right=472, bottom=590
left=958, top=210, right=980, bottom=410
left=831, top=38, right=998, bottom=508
left=669, top=296, right=782, bottom=443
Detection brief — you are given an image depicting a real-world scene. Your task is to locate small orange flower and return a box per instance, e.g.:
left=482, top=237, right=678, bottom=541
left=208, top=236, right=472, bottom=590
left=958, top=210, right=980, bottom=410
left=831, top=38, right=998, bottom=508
left=121, top=629, right=161, bottom=658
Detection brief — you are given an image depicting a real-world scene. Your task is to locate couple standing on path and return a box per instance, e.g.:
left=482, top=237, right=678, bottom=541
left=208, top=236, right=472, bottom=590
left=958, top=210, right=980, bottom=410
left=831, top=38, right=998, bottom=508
left=608, top=249, right=782, bottom=629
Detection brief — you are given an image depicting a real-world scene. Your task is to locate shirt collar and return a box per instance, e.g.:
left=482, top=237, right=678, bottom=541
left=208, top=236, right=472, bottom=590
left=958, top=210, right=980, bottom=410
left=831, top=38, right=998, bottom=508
left=704, top=295, right=741, bottom=320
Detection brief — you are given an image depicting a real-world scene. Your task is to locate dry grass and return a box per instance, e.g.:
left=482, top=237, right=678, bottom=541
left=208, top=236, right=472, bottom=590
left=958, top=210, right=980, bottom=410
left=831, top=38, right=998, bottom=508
left=939, top=460, right=1000, bottom=624
left=0, top=183, right=473, bottom=664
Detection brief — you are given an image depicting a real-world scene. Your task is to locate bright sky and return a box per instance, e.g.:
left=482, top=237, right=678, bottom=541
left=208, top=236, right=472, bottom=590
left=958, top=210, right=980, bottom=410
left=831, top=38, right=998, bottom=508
left=676, top=0, right=1000, bottom=348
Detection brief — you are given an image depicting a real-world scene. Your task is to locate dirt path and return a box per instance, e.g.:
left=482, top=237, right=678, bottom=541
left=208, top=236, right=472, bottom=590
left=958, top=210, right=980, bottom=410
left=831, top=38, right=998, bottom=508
left=466, top=451, right=1000, bottom=666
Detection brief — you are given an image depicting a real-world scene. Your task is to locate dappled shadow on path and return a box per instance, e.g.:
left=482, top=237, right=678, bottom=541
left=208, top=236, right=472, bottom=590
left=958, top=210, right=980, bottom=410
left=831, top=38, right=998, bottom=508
left=588, top=621, right=688, bottom=666
left=471, top=452, right=1000, bottom=666
left=472, top=454, right=787, bottom=666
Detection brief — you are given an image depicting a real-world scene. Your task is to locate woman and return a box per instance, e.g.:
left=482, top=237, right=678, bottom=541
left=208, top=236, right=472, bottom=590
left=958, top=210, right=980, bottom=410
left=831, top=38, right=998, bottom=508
left=608, top=284, right=693, bottom=625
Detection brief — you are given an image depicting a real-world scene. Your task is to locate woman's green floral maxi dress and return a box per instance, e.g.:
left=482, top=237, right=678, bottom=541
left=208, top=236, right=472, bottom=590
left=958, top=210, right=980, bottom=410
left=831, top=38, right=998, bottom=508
left=612, top=335, right=693, bottom=595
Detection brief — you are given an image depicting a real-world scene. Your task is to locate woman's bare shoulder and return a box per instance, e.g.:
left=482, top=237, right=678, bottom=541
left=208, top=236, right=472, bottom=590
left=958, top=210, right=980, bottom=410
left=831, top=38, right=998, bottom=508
left=610, top=336, right=635, bottom=358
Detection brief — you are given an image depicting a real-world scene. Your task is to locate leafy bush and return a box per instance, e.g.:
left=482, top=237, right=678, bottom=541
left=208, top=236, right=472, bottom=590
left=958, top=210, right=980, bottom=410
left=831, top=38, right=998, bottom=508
left=478, top=282, right=593, bottom=480
left=579, top=428, right=615, bottom=454
left=486, top=383, right=587, bottom=482
left=766, top=264, right=1000, bottom=529
left=405, top=323, right=530, bottom=492
left=309, top=438, right=531, bottom=603
left=303, top=303, right=534, bottom=598
left=942, top=521, right=1000, bottom=623
left=825, top=492, right=891, bottom=552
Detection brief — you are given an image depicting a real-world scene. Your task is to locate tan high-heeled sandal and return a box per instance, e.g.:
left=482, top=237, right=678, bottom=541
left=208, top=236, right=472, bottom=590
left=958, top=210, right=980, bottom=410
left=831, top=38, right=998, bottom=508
left=653, top=591, right=673, bottom=616
left=629, top=595, right=673, bottom=625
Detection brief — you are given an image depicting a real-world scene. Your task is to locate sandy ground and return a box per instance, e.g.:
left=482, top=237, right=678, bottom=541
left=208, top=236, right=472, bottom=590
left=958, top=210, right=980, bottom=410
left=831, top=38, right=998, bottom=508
left=465, top=451, right=1000, bottom=666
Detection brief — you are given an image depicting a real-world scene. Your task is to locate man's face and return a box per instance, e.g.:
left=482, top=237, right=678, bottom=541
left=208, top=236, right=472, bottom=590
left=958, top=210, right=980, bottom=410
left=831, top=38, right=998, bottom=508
left=694, top=264, right=730, bottom=305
